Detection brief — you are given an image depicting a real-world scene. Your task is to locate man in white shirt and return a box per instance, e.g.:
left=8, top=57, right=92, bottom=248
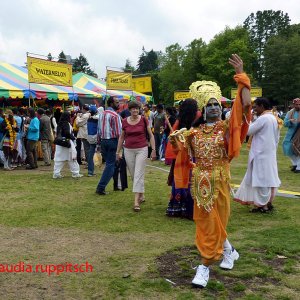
left=234, top=98, right=281, bottom=212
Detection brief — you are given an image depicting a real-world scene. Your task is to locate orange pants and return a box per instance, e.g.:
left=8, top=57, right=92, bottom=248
left=194, top=178, right=231, bottom=266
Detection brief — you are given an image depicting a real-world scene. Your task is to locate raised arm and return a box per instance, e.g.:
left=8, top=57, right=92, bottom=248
left=227, top=54, right=251, bottom=160
left=229, top=54, right=251, bottom=114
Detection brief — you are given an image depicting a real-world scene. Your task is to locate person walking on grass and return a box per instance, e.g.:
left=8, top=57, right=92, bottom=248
left=24, top=108, right=40, bottom=170
left=37, top=108, right=52, bottom=166
left=116, top=100, right=156, bottom=211
left=0, top=109, right=19, bottom=171
left=86, top=105, right=99, bottom=177
left=234, top=98, right=281, bottom=213
left=95, top=96, right=122, bottom=195
left=282, top=98, right=300, bottom=173
left=76, top=105, right=91, bottom=165
left=169, top=54, right=251, bottom=288
left=165, top=99, right=200, bottom=219
left=53, top=111, right=83, bottom=179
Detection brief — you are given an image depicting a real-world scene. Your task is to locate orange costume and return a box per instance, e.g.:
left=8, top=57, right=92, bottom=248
left=171, top=73, right=251, bottom=266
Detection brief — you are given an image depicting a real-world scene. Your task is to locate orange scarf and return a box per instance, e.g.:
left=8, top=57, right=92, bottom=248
left=173, top=141, right=195, bottom=188
left=228, top=73, right=251, bottom=160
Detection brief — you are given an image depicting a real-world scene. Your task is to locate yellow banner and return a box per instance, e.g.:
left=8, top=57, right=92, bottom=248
left=27, top=56, right=72, bottom=86
left=106, top=70, right=132, bottom=90
left=174, top=91, right=192, bottom=101
left=231, top=87, right=262, bottom=99
left=132, top=76, right=152, bottom=93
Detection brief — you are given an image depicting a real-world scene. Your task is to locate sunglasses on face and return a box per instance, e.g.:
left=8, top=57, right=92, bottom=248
left=206, top=103, right=219, bottom=107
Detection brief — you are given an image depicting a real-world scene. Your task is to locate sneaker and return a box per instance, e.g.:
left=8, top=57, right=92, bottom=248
left=72, top=173, right=84, bottom=178
left=53, top=174, right=64, bottom=179
left=192, top=265, right=209, bottom=288
left=87, top=173, right=96, bottom=177
left=220, top=248, right=239, bottom=270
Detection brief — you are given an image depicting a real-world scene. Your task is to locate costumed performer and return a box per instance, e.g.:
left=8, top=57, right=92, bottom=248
left=169, top=54, right=251, bottom=288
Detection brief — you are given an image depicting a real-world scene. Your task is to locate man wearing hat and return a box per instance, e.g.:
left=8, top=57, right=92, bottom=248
left=87, top=106, right=99, bottom=176
left=283, top=98, right=300, bottom=173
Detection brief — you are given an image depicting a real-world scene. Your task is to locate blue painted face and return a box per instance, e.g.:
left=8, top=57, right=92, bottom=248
left=206, top=98, right=221, bottom=118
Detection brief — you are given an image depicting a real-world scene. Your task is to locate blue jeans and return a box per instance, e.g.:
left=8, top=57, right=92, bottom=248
left=88, top=143, right=97, bottom=175
left=96, top=139, right=118, bottom=192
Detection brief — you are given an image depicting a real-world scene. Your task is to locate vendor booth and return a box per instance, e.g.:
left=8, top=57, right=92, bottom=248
left=0, top=62, right=102, bottom=107
left=73, top=73, right=152, bottom=106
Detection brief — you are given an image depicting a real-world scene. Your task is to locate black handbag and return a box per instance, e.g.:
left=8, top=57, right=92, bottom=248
left=54, top=127, right=71, bottom=148
left=54, top=136, right=71, bottom=148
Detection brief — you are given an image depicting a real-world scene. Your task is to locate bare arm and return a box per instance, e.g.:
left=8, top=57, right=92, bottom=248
left=147, top=126, right=156, bottom=160
left=229, top=54, right=251, bottom=112
left=116, top=130, right=125, bottom=160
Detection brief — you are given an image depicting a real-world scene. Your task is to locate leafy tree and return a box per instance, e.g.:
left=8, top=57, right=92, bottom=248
left=243, top=10, right=290, bottom=83
left=263, top=31, right=300, bottom=106
left=132, top=48, right=162, bottom=102
left=123, top=59, right=135, bottom=73
left=158, top=43, right=186, bottom=105
left=72, top=53, right=98, bottom=78
left=136, top=48, right=159, bottom=74
left=200, top=26, right=256, bottom=97
left=181, top=38, right=206, bottom=87
left=47, top=53, right=52, bottom=61
left=58, top=51, right=67, bottom=63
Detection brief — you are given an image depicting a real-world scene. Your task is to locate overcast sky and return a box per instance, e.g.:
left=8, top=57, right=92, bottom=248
left=1, top=0, right=299, bottom=78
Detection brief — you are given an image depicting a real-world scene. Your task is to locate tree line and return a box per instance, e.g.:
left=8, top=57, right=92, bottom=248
left=125, top=10, right=300, bottom=107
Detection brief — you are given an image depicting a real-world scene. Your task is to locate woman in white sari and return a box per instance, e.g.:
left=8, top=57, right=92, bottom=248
left=53, top=111, right=83, bottom=179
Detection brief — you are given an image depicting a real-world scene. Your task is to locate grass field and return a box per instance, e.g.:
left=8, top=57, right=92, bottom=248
left=0, top=128, right=299, bottom=300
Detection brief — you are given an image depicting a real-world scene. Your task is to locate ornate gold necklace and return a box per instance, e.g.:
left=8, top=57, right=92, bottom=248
left=203, top=124, right=215, bottom=134
left=202, top=121, right=222, bottom=135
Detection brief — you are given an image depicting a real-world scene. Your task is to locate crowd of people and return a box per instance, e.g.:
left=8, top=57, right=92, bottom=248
left=0, top=54, right=299, bottom=289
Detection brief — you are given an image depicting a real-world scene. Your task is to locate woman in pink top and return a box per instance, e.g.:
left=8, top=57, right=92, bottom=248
left=116, top=101, right=156, bottom=212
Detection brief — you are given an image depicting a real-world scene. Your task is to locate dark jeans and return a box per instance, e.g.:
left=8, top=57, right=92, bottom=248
left=96, top=138, right=118, bottom=192
left=82, top=138, right=90, bottom=162
left=154, top=133, right=162, bottom=159
left=88, top=143, right=97, bottom=175
left=76, top=138, right=90, bottom=164
left=76, top=138, right=82, bottom=164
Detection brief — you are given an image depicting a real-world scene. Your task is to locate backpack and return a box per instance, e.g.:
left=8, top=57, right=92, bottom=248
left=87, top=117, right=98, bottom=136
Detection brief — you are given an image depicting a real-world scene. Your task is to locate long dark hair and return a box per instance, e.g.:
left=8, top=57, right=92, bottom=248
left=58, top=111, right=71, bottom=126
left=192, top=107, right=206, bottom=127
left=178, top=98, right=198, bottom=129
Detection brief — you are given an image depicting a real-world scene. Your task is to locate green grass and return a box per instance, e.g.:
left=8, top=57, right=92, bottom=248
left=0, top=127, right=299, bottom=299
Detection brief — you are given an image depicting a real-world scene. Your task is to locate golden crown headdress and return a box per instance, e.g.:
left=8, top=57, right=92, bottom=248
left=189, top=81, right=222, bottom=111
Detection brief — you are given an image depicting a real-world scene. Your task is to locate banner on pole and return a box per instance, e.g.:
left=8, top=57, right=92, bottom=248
left=27, top=56, right=73, bottom=86
left=174, top=90, right=192, bottom=101
left=106, top=70, right=132, bottom=90
left=231, top=87, right=262, bottom=99
left=132, top=76, right=152, bottom=93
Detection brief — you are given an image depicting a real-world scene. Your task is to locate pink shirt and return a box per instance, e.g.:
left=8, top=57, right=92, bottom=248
left=122, top=117, right=148, bottom=149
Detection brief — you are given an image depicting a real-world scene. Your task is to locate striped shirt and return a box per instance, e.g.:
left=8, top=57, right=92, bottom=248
left=97, top=107, right=122, bottom=140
